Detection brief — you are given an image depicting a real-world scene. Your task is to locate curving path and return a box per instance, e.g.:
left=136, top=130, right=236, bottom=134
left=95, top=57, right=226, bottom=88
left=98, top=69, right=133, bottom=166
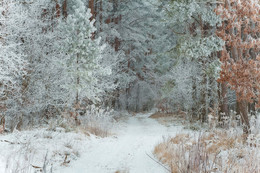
left=59, top=112, right=183, bottom=173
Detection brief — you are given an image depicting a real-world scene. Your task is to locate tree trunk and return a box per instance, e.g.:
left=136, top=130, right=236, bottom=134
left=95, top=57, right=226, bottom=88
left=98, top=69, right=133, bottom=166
left=238, top=100, right=250, bottom=134
left=219, top=82, right=229, bottom=121
left=211, top=77, right=219, bottom=119
left=76, top=53, right=79, bottom=105
left=126, top=88, right=130, bottom=110
left=89, top=0, right=95, bottom=20
left=89, top=0, right=96, bottom=39
left=0, top=115, right=5, bottom=131
left=55, top=2, right=60, bottom=18
left=136, top=82, right=140, bottom=112
left=191, top=76, right=197, bottom=120
left=99, top=0, right=102, bottom=32
left=62, top=0, right=67, bottom=18
left=200, top=60, right=207, bottom=123
left=248, top=102, right=256, bottom=117
left=236, top=100, right=241, bottom=125
left=200, top=72, right=207, bottom=122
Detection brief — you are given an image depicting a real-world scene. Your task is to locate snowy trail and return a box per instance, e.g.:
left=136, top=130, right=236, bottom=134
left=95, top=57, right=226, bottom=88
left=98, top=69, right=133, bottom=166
left=59, top=113, right=182, bottom=173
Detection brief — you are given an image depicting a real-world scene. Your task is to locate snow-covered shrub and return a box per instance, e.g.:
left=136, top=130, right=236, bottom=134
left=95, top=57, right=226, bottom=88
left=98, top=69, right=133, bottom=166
left=78, top=105, right=115, bottom=137
left=1, top=129, right=87, bottom=173
left=154, top=129, right=260, bottom=173
left=47, top=105, right=115, bottom=137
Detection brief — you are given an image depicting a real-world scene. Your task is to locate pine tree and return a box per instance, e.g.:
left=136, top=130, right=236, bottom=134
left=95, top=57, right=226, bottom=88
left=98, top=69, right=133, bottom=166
left=0, top=1, right=28, bottom=131
left=161, top=0, right=224, bottom=121
left=59, top=0, right=108, bottom=105
left=16, top=0, right=69, bottom=119
left=93, top=0, right=171, bottom=111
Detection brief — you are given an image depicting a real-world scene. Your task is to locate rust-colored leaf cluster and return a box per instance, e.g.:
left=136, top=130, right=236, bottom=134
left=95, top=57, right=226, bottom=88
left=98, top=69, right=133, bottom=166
left=215, top=0, right=260, bottom=107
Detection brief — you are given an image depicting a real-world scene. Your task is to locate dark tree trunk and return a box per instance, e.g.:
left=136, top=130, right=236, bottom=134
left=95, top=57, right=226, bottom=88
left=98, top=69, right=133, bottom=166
left=248, top=102, right=256, bottom=117
left=62, top=0, right=67, bottom=18
left=76, top=53, right=80, bottom=105
left=236, top=100, right=241, bottom=124
left=191, top=76, right=197, bottom=120
left=55, top=3, right=60, bottom=18
left=238, top=100, right=250, bottom=134
left=200, top=73, right=207, bottom=122
left=219, top=82, right=229, bottom=121
left=89, top=0, right=95, bottom=20
left=136, top=83, right=140, bottom=112
left=200, top=60, right=207, bottom=123
left=126, top=88, right=130, bottom=110
left=99, top=0, right=102, bottom=32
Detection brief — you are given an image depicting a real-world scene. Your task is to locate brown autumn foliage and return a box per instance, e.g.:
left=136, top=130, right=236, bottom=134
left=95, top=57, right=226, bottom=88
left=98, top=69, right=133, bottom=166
left=215, top=0, right=260, bottom=107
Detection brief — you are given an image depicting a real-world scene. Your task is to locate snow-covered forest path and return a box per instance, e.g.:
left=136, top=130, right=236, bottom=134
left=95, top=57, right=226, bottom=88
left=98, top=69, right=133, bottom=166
left=59, top=112, right=183, bottom=173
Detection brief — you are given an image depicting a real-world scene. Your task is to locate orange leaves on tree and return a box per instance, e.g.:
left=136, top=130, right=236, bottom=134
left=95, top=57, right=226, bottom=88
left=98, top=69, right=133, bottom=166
left=215, top=0, right=260, bottom=107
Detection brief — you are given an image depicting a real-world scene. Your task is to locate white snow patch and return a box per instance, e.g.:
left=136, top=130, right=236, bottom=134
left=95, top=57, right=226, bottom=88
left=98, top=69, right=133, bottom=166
left=0, top=128, right=90, bottom=173
left=58, top=112, right=185, bottom=173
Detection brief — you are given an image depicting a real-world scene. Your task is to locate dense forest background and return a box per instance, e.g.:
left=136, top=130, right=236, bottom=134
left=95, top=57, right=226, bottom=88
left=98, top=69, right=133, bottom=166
left=0, top=0, right=259, bottom=135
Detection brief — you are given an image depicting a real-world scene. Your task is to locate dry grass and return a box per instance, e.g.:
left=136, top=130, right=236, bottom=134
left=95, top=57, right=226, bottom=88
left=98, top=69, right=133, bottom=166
left=149, top=112, right=188, bottom=127
left=201, top=130, right=244, bottom=154
left=149, top=112, right=184, bottom=119
left=154, top=130, right=260, bottom=173
left=114, top=169, right=129, bottom=173
left=149, top=112, right=190, bottom=127
left=149, top=112, right=175, bottom=119
left=78, top=122, right=111, bottom=138
left=48, top=107, right=114, bottom=138
left=0, top=126, right=4, bottom=134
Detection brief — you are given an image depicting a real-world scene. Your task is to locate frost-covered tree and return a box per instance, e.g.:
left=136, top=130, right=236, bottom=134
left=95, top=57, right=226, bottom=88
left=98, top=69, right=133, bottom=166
left=58, top=0, right=110, bottom=106
left=0, top=1, right=26, bottom=95
left=160, top=0, right=224, bottom=121
left=0, top=0, right=72, bottom=130
left=91, top=0, right=174, bottom=111
left=216, top=0, right=260, bottom=133
left=15, top=1, right=69, bottom=121
left=0, top=1, right=28, bottom=131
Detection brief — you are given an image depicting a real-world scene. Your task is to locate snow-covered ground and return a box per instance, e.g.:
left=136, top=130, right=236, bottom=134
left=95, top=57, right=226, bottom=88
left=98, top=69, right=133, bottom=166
left=0, top=112, right=186, bottom=173
left=59, top=112, right=185, bottom=173
left=0, top=127, right=90, bottom=173
left=1, top=112, right=259, bottom=173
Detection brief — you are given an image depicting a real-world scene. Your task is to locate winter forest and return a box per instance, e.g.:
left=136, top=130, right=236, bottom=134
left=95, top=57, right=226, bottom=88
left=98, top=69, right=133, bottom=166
left=0, top=0, right=259, bottom=172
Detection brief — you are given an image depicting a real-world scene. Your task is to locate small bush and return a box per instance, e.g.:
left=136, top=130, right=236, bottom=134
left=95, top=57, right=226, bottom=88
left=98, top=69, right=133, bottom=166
left=56, top=105, right=114, bottom=137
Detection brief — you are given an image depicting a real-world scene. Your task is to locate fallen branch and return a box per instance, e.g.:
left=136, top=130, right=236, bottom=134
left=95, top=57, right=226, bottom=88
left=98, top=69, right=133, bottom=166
left=31, top=164, right=42, bottom=169
left=0, top=139, right=22, bottom=145
left=61, top=154, right=70, bottom=166
left=146, top=152, right=171, bottom=172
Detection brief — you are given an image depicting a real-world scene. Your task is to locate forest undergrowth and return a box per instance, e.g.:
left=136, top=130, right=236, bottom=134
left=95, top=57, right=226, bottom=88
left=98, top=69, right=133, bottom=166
left=0, top=106, right=115, bottom=173
left=153, top=113, right=260, bottom=173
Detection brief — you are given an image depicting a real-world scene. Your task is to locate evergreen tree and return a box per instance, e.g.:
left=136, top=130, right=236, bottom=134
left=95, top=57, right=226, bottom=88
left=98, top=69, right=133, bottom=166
left=160, top=0, right=224, bottom=121
left=93, top=0, right=173, bottom=111
left=0, top=1, right=28, bottom=131
left=17, top=0, right=68, bottom=120
left=59, top=0, right=109, bottom=105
